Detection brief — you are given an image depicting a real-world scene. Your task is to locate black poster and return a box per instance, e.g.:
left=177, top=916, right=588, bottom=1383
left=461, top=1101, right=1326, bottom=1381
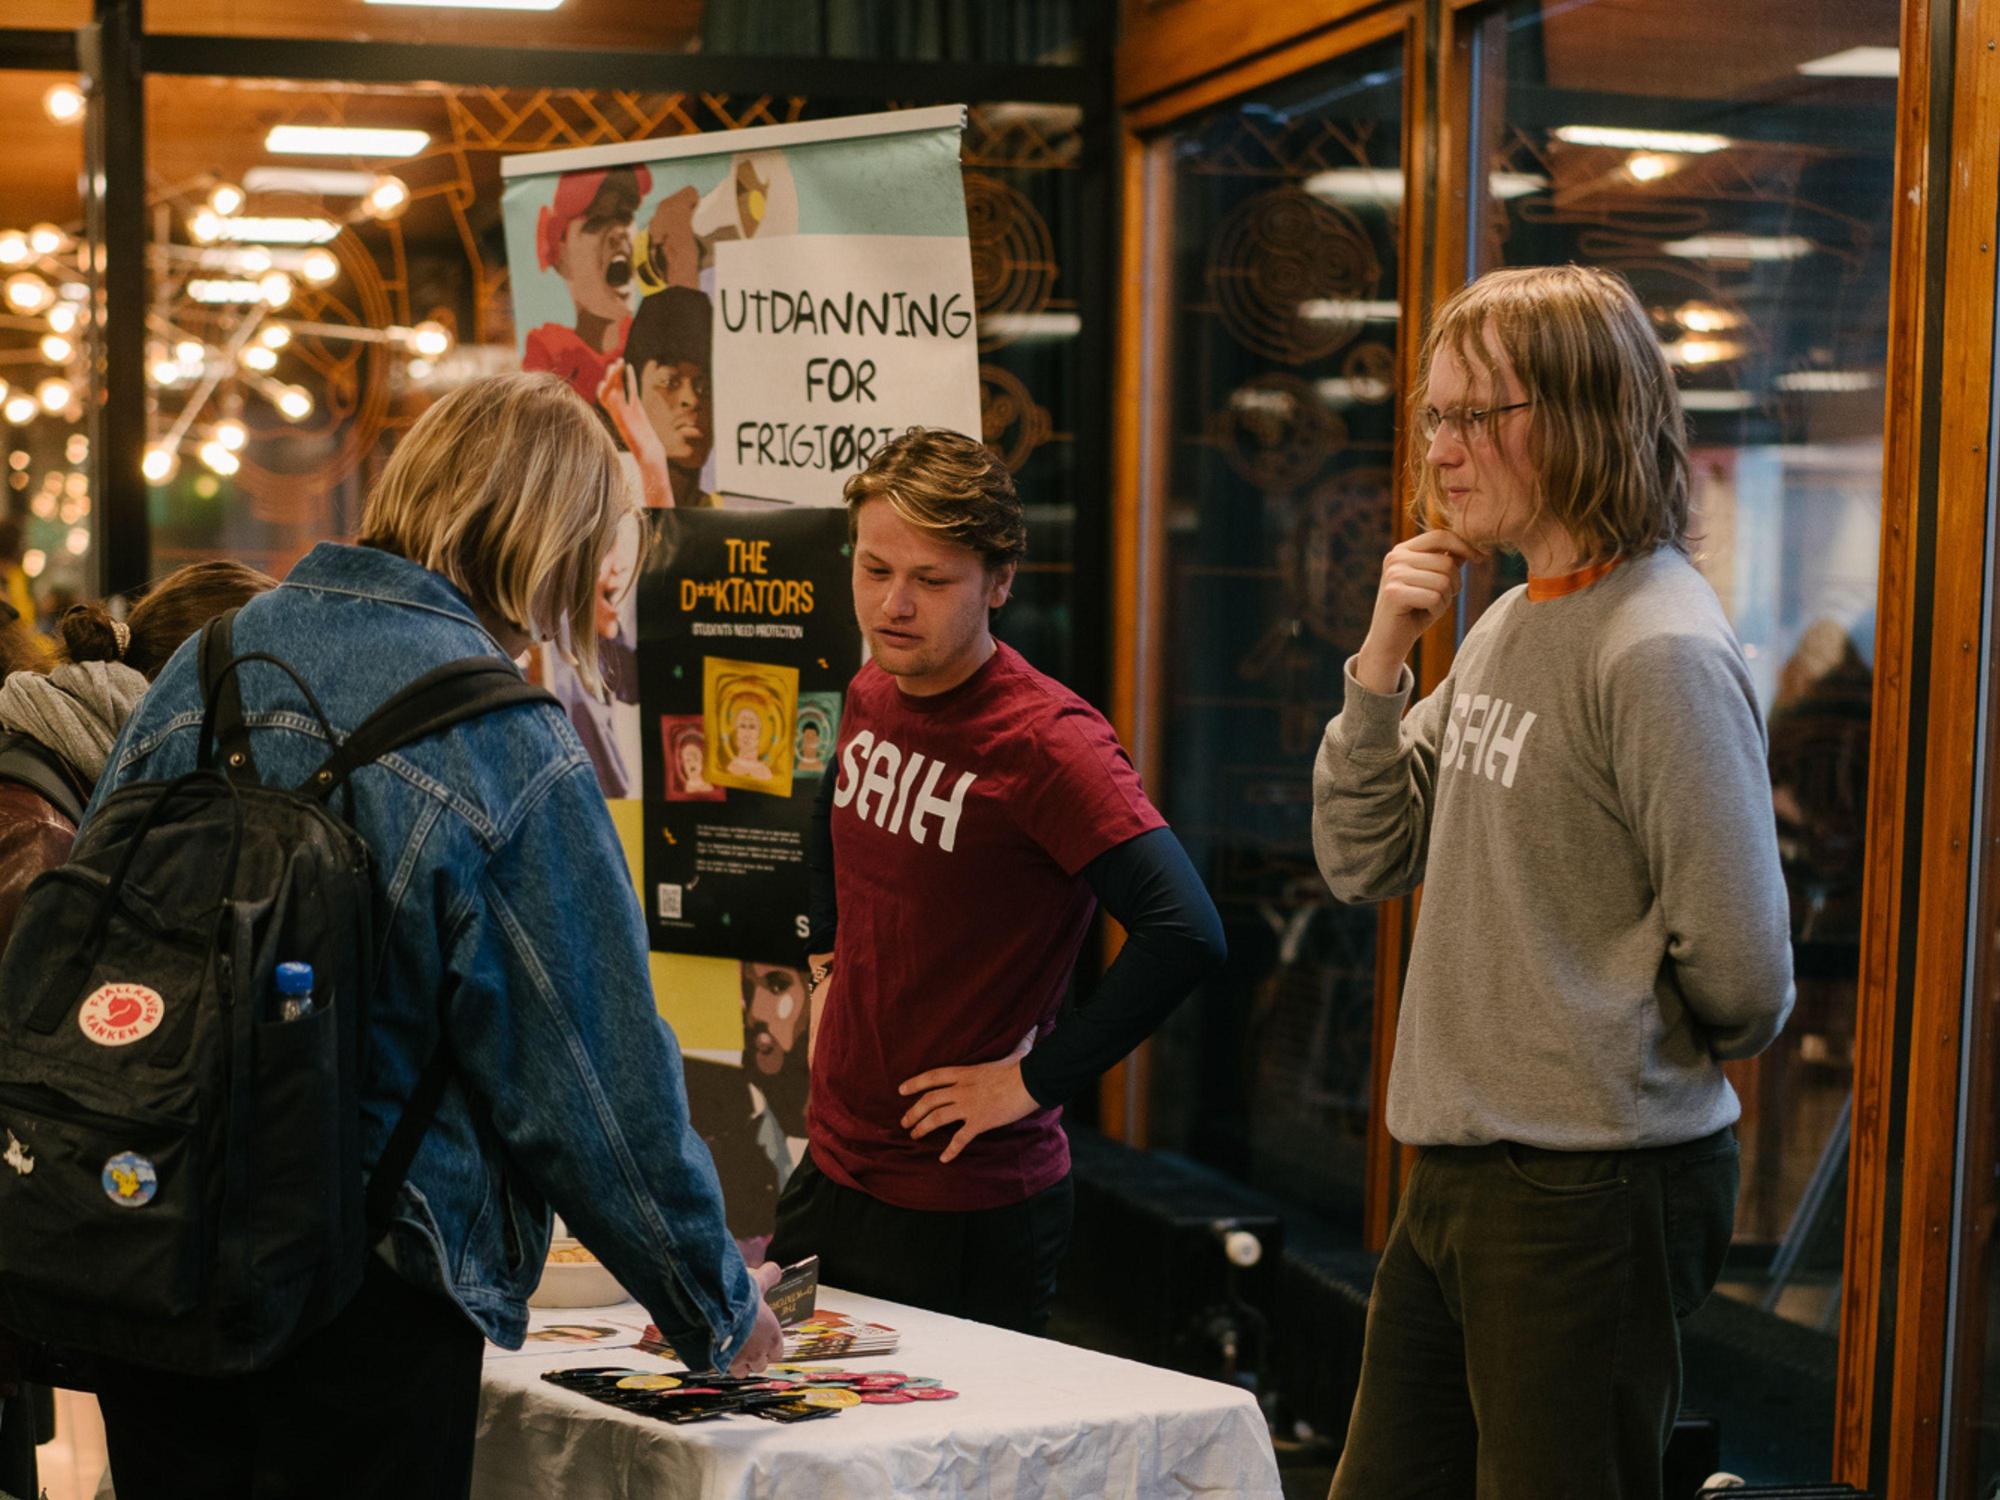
left=639, top=506, right=859, bottom=960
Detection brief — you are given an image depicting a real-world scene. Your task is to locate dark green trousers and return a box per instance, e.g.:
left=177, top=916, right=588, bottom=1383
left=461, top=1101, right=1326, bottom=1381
left=1330, top=1128, right=1739, bottom=1500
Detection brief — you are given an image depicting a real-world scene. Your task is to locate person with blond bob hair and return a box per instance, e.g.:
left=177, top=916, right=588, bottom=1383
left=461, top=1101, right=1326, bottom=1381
left=88, top=373, right=779, bottom=1500
left=1312, top=266, right=1792, bottom=1497
left=770, top=426, right=1225, bottom=1334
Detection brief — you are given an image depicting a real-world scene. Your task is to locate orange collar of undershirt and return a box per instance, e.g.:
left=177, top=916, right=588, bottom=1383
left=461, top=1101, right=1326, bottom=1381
left=1526, top=555, right=1621, bottom=602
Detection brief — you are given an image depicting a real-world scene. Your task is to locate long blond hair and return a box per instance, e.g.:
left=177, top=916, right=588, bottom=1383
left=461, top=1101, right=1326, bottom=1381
left=359, top=372, right=635, bottom=693
left=1410, top=265, right=1689, bottom=561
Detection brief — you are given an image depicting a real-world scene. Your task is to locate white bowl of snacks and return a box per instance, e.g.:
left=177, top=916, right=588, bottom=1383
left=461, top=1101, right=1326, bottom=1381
left=528, top=1220, right=628, bottom=1308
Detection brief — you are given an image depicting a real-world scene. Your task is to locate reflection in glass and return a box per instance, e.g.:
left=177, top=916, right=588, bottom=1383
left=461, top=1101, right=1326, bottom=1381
left=1142, top=45, right=1405, bottom=1224
left=0, top=69, right=90, bottom=624
left=1460, top=0, right=1896, bottom=1478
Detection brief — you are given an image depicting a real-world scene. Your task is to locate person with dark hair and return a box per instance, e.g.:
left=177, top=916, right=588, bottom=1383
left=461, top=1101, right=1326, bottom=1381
left=770, top=427, right=1227, bottom=1335
left=0, top=519, right=34, bottom=628
left=597, top=285, right=716, bottom=510
left=0, top=558, right=273, bottom=1500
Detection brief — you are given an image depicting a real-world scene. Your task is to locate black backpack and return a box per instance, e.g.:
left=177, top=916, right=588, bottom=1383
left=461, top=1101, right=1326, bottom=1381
left=0, top=612, right=556, bottom=1375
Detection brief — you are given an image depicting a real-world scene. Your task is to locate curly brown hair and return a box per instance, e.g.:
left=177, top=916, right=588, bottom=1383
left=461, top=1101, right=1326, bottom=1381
left=1410, top=265, right=1690, bottom=562
left=842, top=427, right=1026, bottom=571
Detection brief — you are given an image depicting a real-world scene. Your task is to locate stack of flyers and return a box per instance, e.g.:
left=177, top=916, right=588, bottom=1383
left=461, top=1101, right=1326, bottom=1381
left=640, top=1308, right=900, bottom=1364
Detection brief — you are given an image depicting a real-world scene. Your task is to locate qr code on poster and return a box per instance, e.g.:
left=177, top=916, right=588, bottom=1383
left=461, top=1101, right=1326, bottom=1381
left=657, top=884, right=682, bottom=920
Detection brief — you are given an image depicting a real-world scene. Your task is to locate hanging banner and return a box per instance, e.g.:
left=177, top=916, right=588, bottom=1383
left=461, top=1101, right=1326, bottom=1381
left=500, top=106, right=980, bottom=510
left=639, top=506, right=859, bottom=960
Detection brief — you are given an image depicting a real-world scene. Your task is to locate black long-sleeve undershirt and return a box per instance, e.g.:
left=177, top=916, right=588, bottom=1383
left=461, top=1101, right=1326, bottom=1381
left=807, top=770, right=1226, bottom=1106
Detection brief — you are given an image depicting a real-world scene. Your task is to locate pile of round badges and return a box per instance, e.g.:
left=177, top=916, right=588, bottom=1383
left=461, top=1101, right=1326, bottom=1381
left=540, top=1364, right=959, bottom=1426
left=767, top=1364, right=960, bottom=1406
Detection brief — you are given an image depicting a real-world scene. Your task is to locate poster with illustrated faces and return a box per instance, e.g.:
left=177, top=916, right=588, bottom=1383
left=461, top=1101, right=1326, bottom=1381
left=636, top=506, right=859, bottom=961
left=501, top=111, right=971, bottom=1252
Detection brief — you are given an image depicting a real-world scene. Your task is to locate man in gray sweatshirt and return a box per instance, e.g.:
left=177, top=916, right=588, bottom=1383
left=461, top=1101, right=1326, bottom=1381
left=1314, top=265, right=1793, bottom=1499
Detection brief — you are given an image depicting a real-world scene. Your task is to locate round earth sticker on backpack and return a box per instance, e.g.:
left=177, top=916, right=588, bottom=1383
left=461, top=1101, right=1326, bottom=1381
left=77, top=983, right=165, bottom=1047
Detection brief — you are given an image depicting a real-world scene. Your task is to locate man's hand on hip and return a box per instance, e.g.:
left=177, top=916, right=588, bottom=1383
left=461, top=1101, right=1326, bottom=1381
left=898, top=1032, right=1039, bottom=1164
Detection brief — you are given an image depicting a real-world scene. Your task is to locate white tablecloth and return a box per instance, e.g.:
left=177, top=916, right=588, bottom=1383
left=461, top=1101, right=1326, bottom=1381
left=471, top=1288, right=1282, bottom=1500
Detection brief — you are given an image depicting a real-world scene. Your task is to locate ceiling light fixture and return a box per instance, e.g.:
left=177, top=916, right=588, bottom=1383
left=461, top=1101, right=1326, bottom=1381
left=1775, top=369, right=1880, bottom=392
left=300, top=248, right=341, bottom=286
left=1303, top=169, right=1544, bottom=202
left=1663, top=233, right=1813, bottom=261
left=188, top=278, right=265, bottom=304
left=243, top=166, right=379, bottom=196
left=43, top=84, right=85, bottom=125
left=1678, top=390, right=1757, bottom=412
left=208, top=217, right=342, bottom=245
left=1667, top=339, right=1746, bottom=367
left=1297, top=298, right=1401, bottom=323
left=1677, top=303, right=1740, bottom=333
left=265, top=125, right=431, bottom=158
left=1553, top=125, right=1729, bottom=154
left=209, top=183, right=246, bottom=216
left=1798, top=46, right=1899, bottom=77
left=364, top=175, right=411, bottom=220
left=410, top=320, right=454, bottom=358
left=3, top=275, right=53, bottom=315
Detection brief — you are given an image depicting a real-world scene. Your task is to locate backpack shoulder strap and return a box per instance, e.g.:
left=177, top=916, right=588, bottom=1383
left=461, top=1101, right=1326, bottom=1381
left=198, top=609, right=259, bottom=784
left=365, top=1039, right=455, bottom=1243
left=299, top=658, right=558, bottom=801
left=0, top=731, right=89, bottom=825
left=338, top=658, right=557, bottom=1241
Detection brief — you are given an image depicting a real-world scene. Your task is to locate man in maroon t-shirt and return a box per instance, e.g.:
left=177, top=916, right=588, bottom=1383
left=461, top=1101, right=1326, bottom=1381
left=769, top=428, right=1225, bottom=1334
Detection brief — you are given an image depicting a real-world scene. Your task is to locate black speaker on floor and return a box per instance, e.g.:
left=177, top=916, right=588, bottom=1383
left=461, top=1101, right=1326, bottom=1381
left=1063, top=1132, right=1285, bottom=1393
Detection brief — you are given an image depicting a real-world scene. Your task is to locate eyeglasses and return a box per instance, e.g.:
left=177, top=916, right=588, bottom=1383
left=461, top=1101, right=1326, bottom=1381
left=1417, top=401, right=1533, bottom=440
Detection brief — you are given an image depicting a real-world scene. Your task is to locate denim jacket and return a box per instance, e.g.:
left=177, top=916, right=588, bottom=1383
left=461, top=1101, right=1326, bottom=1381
left=91, top=543, right=759, bottom=1368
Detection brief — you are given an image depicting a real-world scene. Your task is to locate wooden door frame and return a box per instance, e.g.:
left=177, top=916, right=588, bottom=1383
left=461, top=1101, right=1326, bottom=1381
left=1855, top=0, right=2000, bottom=1491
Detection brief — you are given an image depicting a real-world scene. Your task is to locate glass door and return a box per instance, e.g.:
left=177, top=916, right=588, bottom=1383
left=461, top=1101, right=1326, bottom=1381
left=1131, top=22, right=1414, bottom=1232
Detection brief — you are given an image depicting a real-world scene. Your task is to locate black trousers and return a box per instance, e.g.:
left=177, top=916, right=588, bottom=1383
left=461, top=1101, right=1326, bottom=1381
left=97, top=1258, right=485, bottom=1500
left=0, top=1390, right=34, bottom=1500
left=1330, top=1128, right=1740, bottom=1500
left=768, top=1150, right=1073, bottom=1336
